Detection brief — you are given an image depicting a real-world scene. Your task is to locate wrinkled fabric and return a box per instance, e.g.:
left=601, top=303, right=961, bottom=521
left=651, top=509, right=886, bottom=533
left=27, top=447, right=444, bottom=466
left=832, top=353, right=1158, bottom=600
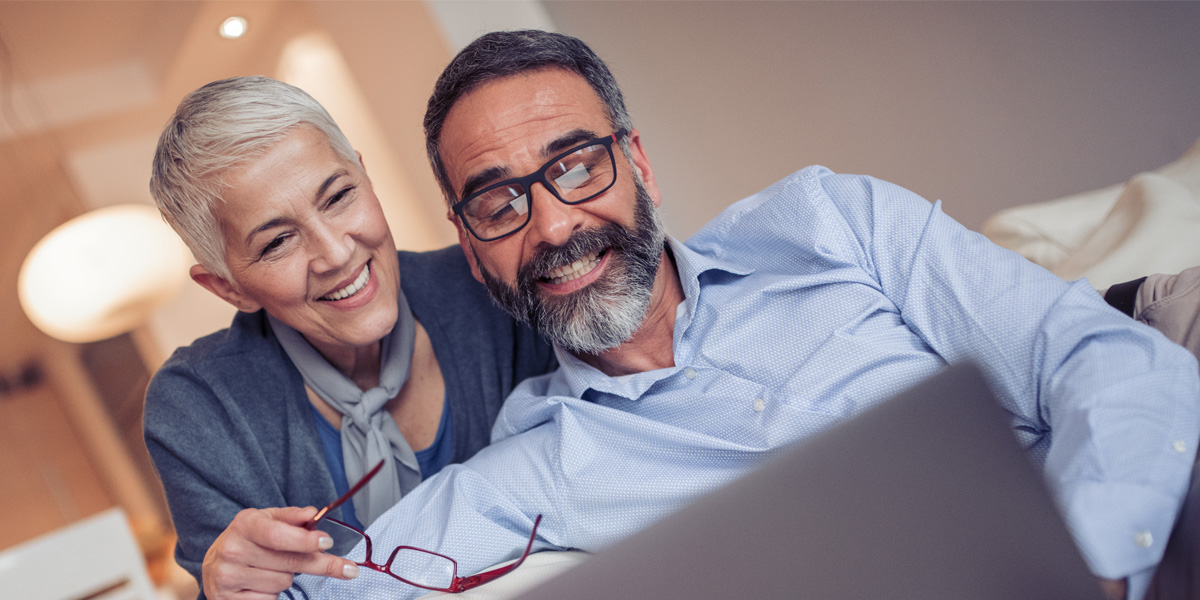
left=271, top=305, right=420, bottom=526
left=290, top=167, right=1199, bottom=600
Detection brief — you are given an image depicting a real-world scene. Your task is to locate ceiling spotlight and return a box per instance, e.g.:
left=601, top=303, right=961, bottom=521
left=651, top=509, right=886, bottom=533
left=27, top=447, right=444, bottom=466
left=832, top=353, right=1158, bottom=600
left=219, top=16, right=248, bottom=39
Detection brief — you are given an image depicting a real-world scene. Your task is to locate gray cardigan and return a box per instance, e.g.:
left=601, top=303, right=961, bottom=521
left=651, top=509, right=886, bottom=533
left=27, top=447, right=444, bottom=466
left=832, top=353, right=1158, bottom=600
left=143, top=247, right=555, bottom=595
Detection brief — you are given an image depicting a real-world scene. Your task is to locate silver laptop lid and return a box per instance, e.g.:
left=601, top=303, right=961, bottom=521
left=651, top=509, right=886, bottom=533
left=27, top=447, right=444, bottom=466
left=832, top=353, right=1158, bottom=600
left=516, top=363, right=1105, bottom=600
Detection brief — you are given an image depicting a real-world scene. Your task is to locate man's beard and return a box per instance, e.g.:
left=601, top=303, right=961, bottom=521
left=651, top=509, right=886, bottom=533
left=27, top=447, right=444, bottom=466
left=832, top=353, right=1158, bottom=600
left=475, top=180, right=666, bottom=355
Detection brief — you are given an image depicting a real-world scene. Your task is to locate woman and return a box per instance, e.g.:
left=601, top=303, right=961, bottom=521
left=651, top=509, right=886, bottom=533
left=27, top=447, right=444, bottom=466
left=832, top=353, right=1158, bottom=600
left=143, top=76, right=555, bottom=599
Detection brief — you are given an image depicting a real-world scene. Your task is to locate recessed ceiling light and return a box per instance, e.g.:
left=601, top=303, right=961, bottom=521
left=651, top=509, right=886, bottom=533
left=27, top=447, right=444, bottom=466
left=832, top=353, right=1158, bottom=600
left=219, top=16, right=248, bottom=39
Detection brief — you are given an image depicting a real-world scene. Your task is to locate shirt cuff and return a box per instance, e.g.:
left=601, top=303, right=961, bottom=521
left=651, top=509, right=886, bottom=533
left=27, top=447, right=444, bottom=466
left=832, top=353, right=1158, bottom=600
left=1126, top=566, right=1152, bottom=600
left=1059, top=481, right=1183, bottom=580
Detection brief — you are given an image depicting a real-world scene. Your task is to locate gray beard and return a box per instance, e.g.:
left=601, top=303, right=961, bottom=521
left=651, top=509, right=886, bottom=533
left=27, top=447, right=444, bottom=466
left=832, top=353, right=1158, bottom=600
left=476, top=182, right=666, bottom=355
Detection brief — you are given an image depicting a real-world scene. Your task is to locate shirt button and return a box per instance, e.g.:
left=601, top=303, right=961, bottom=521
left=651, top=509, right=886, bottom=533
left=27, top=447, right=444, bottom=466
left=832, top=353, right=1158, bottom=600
left=1135, top=531, right=1154, bottom=548
left=683, top=368, right=697, bottom=380
left=753, top=397, right=766, bottom=412
left=1174, top=440, right=1188, bottom=454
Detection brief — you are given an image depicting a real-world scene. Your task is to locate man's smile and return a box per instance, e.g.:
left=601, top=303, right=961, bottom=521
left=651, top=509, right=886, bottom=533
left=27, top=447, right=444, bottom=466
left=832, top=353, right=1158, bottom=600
left=537, top=248, right=611, bottom=293
left=540, top=249, right=606, bottom=285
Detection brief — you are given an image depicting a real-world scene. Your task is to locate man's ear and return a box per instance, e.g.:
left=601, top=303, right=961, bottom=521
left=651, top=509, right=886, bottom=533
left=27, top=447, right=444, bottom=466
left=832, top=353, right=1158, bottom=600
left=190, top=264, right=261, bottom=313
left=626, top=129, right=662, bottom=207
left=447, top=212, right=486, bottom=284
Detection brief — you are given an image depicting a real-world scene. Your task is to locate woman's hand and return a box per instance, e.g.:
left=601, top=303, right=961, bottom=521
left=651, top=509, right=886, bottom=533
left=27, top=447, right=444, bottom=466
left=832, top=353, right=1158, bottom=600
left=202, top=506, right=360, bottom=600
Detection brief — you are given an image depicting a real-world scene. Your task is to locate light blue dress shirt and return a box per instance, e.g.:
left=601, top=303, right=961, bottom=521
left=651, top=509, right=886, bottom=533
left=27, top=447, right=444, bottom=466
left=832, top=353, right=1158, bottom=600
left=290, top=167, right=1199, bottom=600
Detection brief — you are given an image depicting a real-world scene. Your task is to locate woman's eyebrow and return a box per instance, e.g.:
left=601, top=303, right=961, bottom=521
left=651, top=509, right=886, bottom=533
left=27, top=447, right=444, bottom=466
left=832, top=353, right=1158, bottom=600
left=315, top=169, right=350, bottom=201
left=243, top=169, right=351, bottom=245
left=244, top=216, right=289, bottom=246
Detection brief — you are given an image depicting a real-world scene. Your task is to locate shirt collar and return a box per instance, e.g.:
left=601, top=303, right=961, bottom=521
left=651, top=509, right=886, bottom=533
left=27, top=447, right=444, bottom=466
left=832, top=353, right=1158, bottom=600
left=548, top=236, right=754, bottom=401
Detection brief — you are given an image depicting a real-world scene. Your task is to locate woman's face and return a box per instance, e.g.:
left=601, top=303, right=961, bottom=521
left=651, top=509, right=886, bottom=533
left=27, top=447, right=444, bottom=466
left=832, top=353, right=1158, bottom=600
left=191, top=126, right=400, bottom=360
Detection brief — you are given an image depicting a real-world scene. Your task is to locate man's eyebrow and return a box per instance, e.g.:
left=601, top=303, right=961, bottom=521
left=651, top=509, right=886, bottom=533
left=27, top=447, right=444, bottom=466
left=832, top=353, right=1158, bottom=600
left=544, top=129, right=602, bottom=157
left=243, top=169, right=349, bottom=246
left=461, top=165, right=511, bottom=201
left=458, top=129, right=603, bottom=200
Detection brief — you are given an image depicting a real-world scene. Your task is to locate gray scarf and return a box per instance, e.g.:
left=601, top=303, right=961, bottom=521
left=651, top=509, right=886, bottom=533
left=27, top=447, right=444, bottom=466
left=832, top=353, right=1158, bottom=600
left=268, top=295, right=420, bottom=527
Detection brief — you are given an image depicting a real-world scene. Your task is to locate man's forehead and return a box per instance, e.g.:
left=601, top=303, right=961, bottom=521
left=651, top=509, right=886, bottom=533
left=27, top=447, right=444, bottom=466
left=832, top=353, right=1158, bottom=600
left=440, top=68, right=609, bottom=185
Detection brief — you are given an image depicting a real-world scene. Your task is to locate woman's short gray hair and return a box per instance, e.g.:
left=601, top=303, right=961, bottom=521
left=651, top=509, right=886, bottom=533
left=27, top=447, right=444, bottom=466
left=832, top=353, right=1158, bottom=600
left=150, top=75, right=357, bottom=280
left=424, top=30, right=634, bottom=206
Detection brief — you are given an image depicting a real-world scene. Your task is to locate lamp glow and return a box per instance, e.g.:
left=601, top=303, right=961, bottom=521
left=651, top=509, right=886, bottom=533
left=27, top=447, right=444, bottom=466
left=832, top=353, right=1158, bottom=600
left=18, top=204, right=190, bottom=344
left=219, top=16, right=248, bottom=39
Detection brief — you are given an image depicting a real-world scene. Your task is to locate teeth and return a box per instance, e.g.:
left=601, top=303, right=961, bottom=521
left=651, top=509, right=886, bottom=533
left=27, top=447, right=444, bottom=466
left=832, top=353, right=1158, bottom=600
left=546, top=250, right=601, bottom=285
left=322, top=263, right=370, bottom=301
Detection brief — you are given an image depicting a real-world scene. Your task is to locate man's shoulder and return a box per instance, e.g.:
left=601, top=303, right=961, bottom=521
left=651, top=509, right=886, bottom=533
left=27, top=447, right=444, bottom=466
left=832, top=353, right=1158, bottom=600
left=491, top=368, right=571, bottom=440
left=686, top=166, right=858, bottom=253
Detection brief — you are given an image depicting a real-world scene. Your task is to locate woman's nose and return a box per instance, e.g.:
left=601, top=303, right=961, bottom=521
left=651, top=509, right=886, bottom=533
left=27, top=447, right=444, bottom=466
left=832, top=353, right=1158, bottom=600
left=309, top=221, right=354, bottom=272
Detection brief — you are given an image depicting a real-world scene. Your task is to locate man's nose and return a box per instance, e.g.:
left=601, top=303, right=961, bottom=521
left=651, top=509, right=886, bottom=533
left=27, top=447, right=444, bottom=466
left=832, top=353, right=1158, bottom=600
left=525, top=182, right=581, bottom=247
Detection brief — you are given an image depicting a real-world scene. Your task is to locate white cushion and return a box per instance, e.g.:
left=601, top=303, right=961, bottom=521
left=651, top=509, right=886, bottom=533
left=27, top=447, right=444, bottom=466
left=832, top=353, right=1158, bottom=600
left=1053, top=172, right=1200, bottom=290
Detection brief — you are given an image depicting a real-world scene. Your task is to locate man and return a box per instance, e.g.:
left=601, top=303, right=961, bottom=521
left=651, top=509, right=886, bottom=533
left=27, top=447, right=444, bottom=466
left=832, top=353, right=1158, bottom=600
left=290, top=30, right=1198, bottom=600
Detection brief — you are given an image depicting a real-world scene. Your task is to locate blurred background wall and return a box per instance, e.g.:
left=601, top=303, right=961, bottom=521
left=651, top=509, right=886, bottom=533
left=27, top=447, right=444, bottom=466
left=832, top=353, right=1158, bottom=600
left=0, top=1, right=1196, bottom=596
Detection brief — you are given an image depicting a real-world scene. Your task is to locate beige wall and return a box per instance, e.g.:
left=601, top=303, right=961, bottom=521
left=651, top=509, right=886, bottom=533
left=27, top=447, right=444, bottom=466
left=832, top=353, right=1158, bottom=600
left=546, top=1, right=1200, bottom=236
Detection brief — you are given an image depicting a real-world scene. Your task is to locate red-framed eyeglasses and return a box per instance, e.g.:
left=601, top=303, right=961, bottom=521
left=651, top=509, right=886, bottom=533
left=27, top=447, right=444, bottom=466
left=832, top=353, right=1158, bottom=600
left=306, top=460, right=543, bottom=593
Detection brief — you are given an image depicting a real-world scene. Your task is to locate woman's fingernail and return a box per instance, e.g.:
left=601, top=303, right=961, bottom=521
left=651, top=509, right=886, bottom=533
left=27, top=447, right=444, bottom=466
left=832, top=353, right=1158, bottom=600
left=318, top=536, right=334, bottom=550
left=343, top=563, right=359, bottom=579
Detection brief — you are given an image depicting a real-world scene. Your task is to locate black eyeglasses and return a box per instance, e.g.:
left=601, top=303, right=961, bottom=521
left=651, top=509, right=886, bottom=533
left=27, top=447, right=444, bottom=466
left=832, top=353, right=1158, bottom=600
left=452, top=129, right=629, bottom=242
left=307, top=460, right=543, bottom=593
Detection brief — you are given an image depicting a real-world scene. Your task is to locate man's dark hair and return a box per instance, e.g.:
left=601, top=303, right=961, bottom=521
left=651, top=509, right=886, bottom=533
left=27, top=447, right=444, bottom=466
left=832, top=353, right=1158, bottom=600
left=424, top=29, right=634, bottom=205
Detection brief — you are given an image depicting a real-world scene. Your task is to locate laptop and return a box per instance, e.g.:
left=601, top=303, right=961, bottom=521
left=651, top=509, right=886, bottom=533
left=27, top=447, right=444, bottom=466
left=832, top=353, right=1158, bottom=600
left=514, top=363, right=1106, bottom=600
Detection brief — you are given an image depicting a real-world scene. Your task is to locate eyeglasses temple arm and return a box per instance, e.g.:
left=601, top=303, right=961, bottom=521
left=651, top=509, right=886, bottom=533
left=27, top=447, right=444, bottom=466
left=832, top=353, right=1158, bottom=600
left=449, top=514, right=543, bottom=593
left=307, top=459, right=386, bottom=529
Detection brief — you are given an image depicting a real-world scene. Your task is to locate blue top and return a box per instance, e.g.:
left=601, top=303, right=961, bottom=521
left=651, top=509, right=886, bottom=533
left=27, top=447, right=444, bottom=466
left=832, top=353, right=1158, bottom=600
left=311, top=400, right=455, bottom=533
left=290, top=167, right=1200, bottom=600
left=143, top=247, right=556, bottom=595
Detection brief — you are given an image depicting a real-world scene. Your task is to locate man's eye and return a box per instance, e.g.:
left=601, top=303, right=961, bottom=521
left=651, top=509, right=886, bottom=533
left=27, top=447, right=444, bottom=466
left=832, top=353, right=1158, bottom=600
left=485, top=204, right=514, bottom=223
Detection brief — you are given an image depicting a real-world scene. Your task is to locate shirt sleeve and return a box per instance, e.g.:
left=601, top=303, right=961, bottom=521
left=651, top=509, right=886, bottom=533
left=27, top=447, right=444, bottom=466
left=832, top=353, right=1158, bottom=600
left=289, top=386, right=785, bottom=600
left=289, top=416, right=564, bottom=600
left=814, top=169, right=1200, bottom=585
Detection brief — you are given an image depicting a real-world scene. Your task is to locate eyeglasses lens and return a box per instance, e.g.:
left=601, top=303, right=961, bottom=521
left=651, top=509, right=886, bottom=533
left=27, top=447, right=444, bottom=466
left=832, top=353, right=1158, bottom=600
left=314, top=518, right=366, bottom=558
left=390, top=548, right=456, bottom=589
left=464, top=141, right=616, bottom=240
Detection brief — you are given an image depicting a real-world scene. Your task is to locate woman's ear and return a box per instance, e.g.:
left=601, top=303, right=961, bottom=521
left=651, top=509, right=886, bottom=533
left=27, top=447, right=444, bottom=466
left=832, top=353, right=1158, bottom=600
left=190, top=264, right=261, bottom=313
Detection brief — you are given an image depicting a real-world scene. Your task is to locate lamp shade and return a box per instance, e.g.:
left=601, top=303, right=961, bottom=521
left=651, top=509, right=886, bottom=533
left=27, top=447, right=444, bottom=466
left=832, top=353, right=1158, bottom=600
left=18, top=204, right=191, bottom=343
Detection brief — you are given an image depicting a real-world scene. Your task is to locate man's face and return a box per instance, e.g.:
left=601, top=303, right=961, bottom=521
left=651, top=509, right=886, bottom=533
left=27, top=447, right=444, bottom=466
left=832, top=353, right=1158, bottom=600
left=438, top=68, right=667, bottom=353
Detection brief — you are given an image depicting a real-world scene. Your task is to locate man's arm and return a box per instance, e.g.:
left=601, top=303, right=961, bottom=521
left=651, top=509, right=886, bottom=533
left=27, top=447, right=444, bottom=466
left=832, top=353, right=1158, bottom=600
left=828, top=169, right=1199, bottom=595
left=289, top=386, right=796, bottom=599
left=687, top=166, right=1198, bottom=596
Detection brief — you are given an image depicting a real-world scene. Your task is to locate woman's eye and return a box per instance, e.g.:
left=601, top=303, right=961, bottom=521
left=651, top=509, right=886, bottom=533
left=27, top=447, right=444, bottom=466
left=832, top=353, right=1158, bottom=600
left=327, top=186, right=353, bottom=208
left=259, top=235, right=288, bottom=259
